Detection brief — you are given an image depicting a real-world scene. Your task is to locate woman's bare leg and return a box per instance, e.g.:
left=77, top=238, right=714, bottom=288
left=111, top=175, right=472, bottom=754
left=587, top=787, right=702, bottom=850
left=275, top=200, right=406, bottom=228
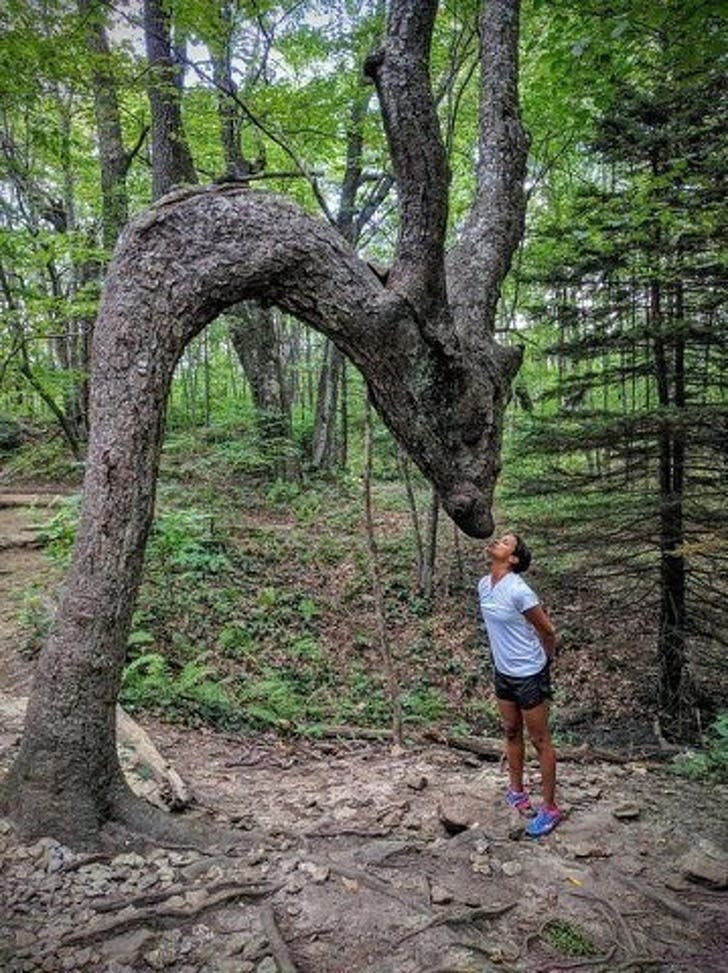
left=497, top=699, right=525, bottom=792
left=523, top=702, right=557, bottom=806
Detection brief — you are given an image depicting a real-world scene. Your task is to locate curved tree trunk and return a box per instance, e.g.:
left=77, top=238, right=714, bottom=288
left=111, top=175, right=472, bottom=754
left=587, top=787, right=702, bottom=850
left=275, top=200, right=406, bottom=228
left=1, top=0, right=527, bottom=849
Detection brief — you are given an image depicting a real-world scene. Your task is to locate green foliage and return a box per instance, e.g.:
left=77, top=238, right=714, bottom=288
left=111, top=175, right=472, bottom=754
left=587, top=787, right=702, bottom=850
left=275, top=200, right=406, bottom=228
left=671, top=714, right=728, bottom=783
left=35, top=496, right=80, bottom=563
left=237, top=670, right=310, bottom=730
left=148, top=509, right=230, bottom=576
left=350, top=665, right=391, bottom=723
left=468, top=700, right=502, bottom=735
left=0, top=434, right=80, bottom=484
left=15, top=584, right=54, bottom=655
left=0, top=418, right=22, bottom=451
left=540, top=918, right=599, bottom=957
left=121, top=651, right=239, bottom=727
left=401, top=685, right=447, bottom=725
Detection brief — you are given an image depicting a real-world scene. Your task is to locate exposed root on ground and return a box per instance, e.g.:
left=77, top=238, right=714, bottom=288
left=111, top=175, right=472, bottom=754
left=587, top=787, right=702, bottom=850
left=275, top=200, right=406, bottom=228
left=61, top=881, right=278, bottom=946
left=107, top=785, right=244, bottom=853
left=260, top=904, right=299, bottom=973
left=394, top=900, right=518, bottom=949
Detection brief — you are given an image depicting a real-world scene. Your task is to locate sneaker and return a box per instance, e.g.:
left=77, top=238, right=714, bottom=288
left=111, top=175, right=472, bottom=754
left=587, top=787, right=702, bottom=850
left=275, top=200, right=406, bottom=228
left=526, top=805, right=563, bottom=837
left=506, top=788, right=534, bottom=815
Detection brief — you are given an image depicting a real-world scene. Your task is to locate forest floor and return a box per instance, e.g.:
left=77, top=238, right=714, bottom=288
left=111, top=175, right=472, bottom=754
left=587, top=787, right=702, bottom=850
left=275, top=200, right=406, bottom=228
left=0, top=492, right=727, bottom=973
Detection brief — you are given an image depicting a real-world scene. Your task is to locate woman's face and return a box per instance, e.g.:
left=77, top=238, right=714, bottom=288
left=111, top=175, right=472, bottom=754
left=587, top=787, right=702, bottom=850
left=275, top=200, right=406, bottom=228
left=486, top=533, right=517, bottom=560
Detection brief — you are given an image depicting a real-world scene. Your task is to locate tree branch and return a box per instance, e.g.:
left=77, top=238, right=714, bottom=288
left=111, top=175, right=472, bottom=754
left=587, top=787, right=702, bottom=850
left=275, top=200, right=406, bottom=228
left=364, top=0, right=448, bottom=324
left=447, top=0, right=528, bottom=334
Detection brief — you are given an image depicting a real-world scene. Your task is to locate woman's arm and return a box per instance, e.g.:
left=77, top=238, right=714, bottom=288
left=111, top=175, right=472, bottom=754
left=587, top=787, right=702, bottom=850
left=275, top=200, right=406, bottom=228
left=524, top=605, right=557, bottom=658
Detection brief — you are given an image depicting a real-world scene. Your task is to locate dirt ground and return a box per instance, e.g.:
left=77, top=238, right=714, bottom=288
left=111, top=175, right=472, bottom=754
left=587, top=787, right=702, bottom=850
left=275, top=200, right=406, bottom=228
left=1, top=496, right=727, bottom=973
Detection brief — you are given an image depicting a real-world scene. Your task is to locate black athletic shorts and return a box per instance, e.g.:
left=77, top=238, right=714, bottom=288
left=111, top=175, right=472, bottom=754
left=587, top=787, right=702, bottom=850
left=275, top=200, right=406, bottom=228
left=494, top=663, right=552, bottom=710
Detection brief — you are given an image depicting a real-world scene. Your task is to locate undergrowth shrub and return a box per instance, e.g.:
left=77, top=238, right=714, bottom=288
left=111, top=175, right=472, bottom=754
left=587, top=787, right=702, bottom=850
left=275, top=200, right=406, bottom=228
left=149, top=509, right=230, bottom=575
left=121, top=651, right=240, bottom=727
left=35, top=496, right=80, bottom=563
left=540, top=919, right=599, bottom=957
left=671, top=713, right=728, bottom=782
left=402, top=685, right=447, bottom=724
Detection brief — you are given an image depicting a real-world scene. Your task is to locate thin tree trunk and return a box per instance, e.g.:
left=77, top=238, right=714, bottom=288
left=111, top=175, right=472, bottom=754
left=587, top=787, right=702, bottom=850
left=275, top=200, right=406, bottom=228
left=364, top=394, right=402, bottom=744
left=143, top=0, right=197, bottom=199
left=421, top=487, right=439, bottom=601
left=312, top=343, right=345, bottom=470
left=78, top=0, right=130, bottom=249
left=311, top=96, right=372, bottom=471
left=229, top=303, right=297, bottom=479
left=651, top=276, right=691, bottom=734
left=397, top=449, right=424, bottom=590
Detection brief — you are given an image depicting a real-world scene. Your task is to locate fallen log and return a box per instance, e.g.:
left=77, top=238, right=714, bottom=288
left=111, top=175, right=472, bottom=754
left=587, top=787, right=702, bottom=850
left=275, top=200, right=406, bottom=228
left=2, top=695, right=190, bottom=811
left=422, top=731, right=680, bottom=765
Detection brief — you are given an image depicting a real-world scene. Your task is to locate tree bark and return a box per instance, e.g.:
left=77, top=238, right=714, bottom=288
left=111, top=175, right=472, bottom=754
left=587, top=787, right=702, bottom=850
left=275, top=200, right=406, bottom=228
left=652, top=277, right=691, bottom=734
left=208, top=1, right=264, bottom=182
left=312, top=96, right=371, bottom=471
left=78, top=0, right=130, bottom=250
left=229, top=302, right=297, bottom=479
left=2, top=0, right=529, bottom=848
left=143, top=0, right=197, bottom=199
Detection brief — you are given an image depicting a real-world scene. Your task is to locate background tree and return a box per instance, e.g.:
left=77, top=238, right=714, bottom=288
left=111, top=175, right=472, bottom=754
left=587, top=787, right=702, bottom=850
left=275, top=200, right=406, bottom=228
left=501, top=0, right=726, bottom=738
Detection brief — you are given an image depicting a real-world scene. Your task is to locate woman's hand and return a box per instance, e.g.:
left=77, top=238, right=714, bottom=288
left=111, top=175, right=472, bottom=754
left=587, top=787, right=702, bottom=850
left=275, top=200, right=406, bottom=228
left=523, top=604, right=557, bottom=658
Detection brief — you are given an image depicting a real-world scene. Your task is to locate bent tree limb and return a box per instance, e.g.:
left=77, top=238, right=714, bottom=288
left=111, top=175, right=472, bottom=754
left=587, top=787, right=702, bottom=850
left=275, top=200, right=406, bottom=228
left=1, top=0, right=528, bottom=850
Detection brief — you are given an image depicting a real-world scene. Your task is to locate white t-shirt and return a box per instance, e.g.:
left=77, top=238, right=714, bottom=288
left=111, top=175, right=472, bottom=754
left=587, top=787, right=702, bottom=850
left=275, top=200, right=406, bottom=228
left=477, top=571, right=545, bottom=677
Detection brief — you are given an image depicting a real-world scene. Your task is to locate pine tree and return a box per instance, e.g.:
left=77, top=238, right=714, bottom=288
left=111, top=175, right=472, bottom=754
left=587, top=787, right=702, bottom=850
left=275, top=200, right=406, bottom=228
left=513, top=61, right=726, bottom=737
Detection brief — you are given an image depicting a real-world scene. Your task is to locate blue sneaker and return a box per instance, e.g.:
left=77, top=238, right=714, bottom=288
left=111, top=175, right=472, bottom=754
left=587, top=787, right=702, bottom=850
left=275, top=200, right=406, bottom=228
left=506, top=788, right=534, bottom=815
left=526, top=805, right=563, bottom=837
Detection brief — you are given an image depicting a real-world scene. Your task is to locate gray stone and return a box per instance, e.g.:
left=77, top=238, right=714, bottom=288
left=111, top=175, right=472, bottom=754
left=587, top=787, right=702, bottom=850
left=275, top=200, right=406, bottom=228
left=501, top=860, right=523, bottom=877
left=205, top=961, right=255, bottom=973
left=77, top=863, right=113, bottom=883
left=437, top=796, right=484, bottom=835
left=256, top=957, right=278, bottom=973
left=430, top=884, right=453, bottom=904
left=569, top=841, right=612, bottom=860
left=243, top=935, right=269, bottom=961
left=678, top=840, right=728, bottom=889
left=471, top=857, right=493, bottom=876
left=214, top=913, right=253, bottom=934
left=111, top=852, right=146, bottom=869
left=145, top=943, right=180, bottom=970
left=298, top=861, right=329, bottom=883
left=612, top=803, right=641, bottom=820
left=98, top=928, right=156, bottom=963
left=156, top=864, right=176, bottom=883
left=222, top=931, right=251, bottom=957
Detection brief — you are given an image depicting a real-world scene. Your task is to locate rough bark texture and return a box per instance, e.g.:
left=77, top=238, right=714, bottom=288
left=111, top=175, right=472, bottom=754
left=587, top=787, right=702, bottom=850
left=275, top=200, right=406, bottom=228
left=143, top=0, right=197, bottom=199
left=312, top=96, right=369, bottom=470
left=364, top=0, right=449, bottom=329
left=229, top=302, right=297, bottom=478
left=447, top=0, right=528, bottom=334
left=2, top=0, right=529, bottom=848
left=78, top=0, right=130, bottom=250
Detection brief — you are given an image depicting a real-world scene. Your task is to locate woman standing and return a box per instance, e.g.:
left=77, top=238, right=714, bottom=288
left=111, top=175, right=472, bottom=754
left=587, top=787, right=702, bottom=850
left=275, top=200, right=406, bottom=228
left=478, top=532, right=562, bottom=837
